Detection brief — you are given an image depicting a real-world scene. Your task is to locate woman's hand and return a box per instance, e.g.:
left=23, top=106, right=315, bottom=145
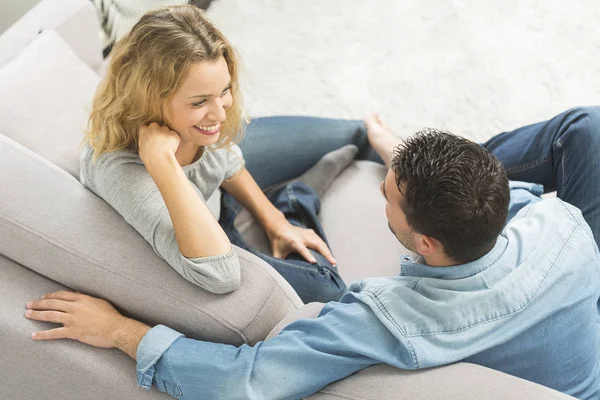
left=138, top=122, right=181, bottom=164
left=266, top=219, right=337, bottom=266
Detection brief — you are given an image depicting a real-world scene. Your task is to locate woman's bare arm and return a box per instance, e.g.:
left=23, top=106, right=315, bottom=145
left=145, top=151, right=232, bottom=258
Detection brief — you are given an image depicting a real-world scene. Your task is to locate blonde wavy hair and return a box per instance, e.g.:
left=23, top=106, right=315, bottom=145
left=82, top=5, right=246, bottom=161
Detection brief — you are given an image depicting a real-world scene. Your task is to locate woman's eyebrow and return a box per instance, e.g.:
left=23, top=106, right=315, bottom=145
left=187, top=81, right=232, bottom=99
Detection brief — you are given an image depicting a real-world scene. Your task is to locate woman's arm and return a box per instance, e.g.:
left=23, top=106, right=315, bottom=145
left=220, top=168, right=287, bottom=235
left=145, top=151, right=231, bottom=258
left=137, top=123, right=231, bottom=259
left=83, top=123, right=240, bottom=293
left=221, top=169, right=336, bottom=264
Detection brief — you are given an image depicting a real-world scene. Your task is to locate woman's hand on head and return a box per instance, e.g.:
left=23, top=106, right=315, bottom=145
left=138, top=122, right=181, bottom=164
left=267, top=220, right=337, bottom=267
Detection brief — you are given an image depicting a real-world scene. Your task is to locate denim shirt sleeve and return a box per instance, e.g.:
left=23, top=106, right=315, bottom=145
left=135, top=301, right=411, bottom=399
left=137, top=325, right=184, bottom=391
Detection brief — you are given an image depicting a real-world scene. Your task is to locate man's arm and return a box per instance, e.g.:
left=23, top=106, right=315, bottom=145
left=26, top=291, right=149, bottom=358
left=26, top=292, right=413, bottom=399
left=134, top=300, right=412, bottom=399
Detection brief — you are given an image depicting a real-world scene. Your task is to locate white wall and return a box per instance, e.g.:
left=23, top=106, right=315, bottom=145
left=0, top=0, right=42, bottom=33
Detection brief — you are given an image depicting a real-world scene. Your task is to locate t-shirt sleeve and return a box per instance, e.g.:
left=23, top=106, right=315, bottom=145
left=224, top=144, right=245, bottom=180
left=80, top=150, right=240, bottom=294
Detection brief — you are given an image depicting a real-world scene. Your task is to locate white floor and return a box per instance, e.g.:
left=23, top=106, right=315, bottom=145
left=208, top=0, right=600, bottom=143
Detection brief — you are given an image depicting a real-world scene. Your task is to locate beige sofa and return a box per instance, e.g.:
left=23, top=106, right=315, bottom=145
left=0, top=1, right=573, bottom=399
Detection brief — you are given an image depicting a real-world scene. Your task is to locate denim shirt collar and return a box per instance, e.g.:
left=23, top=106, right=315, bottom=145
left=399, top=235, right=508, bottom=279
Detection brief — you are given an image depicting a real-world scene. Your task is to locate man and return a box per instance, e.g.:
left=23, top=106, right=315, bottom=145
left=25, top=107, right=600, bottom=399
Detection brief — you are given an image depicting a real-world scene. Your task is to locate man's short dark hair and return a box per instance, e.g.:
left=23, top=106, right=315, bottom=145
left=391, top=129, right=510, bottom=264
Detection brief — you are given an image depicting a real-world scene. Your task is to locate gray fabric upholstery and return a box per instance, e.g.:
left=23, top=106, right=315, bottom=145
left=0, top=1, right=577, bottom=398
left=266, top=302, right=326, bottom=340
left=0, top=29, right=100, bottom=179
left=0, top=0, right=103, bottom=71
left=0, top=254, right=170, bottom=399
left=2, top=251, right=574, bottom=399
left=308, top=363, right=573, bottom=400
left=0, top=132, right=302, bottom=345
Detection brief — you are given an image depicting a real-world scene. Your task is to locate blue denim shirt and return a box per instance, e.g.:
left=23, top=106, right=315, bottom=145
left=136, top=182, right=600, bottom=400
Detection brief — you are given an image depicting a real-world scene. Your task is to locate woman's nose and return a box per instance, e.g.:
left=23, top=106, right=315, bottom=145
left=207, top=98, right=227, bottom=122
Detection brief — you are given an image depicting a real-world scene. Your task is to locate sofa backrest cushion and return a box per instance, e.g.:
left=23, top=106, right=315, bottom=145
left=0, top=29, right=99, bottom=179
left=0, top=0, right=103, bottom=71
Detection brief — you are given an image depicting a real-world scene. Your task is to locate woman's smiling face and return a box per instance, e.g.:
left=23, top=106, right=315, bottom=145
left=169, top=56, right=233, bottom=147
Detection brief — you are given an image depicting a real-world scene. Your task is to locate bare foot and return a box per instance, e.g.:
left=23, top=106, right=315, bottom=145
left=364, top=112, right=392, bottom=143
left=363, top=112, right=402, bottom=168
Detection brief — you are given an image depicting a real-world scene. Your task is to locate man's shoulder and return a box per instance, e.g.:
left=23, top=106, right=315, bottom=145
left=510, top=197, right=595, bottom=245
left=350, top=197, right=598, bottom=341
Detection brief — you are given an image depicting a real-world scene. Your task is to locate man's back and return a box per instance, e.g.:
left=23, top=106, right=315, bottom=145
left=351, top=197, right=600, bottom=399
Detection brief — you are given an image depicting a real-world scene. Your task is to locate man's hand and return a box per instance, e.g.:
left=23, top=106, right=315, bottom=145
left=25, top=291, right=150, bottom=360
left=266, top=219, right=337, bottom=266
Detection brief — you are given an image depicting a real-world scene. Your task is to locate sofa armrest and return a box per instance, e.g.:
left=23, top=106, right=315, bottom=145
left=308, top=363, right=574, bottom=400
left=267, top=303, right=573, bottom=400
left=0, top=132, right=302, bottom=346
left=0, top=254, right=170, bottom=399
left=0, top=0, right=103, bottom=71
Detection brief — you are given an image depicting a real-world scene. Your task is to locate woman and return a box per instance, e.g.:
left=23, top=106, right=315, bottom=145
left=80, top=5, right=382, bottom=303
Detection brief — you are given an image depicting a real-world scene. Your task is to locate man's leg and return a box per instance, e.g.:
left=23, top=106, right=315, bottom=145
left=482, top=106, right=600, bottom=245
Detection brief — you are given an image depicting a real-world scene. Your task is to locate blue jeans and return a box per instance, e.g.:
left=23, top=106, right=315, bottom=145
left=220, top=108, right=600, bottom=303
left=482, top=106, right=600, bottom=246
left=139, top=108, right=600, bottom=400
left=219, top=117, right=383, bottom=303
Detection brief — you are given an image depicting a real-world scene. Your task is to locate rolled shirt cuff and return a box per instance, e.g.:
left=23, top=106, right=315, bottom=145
left=136, top=325, right=184, bottom=390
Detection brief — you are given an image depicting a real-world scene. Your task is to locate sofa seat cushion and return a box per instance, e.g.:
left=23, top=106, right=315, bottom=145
left=0, top=254, right=170, bottom=399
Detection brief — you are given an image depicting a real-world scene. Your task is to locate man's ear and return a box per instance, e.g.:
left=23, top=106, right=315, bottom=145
left=415, top=234, right=442, bottom=257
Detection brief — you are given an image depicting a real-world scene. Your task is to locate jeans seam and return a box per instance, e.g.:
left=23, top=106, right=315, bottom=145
left=554, top=137, right=565, bottom=196
left=286, top=184, right=330, bottom=271
left=504, top=155, right=552, bottom=176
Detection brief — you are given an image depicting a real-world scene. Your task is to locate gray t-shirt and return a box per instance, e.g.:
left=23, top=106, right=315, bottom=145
left=79, top=143, right=245, bottom=294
